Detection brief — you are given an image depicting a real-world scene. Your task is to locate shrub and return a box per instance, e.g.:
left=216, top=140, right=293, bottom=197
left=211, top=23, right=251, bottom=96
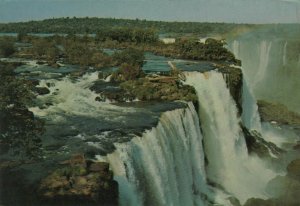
left=0, top=38, right=15, bottom=57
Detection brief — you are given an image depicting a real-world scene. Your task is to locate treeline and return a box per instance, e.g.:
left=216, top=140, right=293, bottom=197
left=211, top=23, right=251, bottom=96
left=0, top=17, right=257, bottom=36
left=95, top=28, right=158, bottom=43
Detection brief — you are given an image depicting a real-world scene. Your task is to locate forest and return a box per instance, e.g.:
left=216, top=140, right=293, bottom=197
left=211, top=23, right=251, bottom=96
left=0, top=17, right=259, bottom=35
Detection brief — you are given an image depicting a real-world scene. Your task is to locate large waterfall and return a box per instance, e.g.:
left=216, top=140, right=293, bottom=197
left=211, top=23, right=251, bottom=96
left=103, top=71, right=277, bottom=205
left=106, top=103, right=219, bottom=206
left=185, top=71, right=275, bottom=203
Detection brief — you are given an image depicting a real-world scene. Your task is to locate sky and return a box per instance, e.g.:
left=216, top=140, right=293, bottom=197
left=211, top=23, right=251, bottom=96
left=0, top=0, right=299, bottom=23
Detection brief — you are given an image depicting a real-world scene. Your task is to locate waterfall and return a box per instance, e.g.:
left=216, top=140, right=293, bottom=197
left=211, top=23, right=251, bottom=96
left=253, top=41, right=272, bottom=86
left=105, top=103, right=226, bottom=206
left=241, top=75, right=262, bottom=132
left=184, top=71, right=276, bottom=203
left=283, top=41, right=287, bottom=67
left=232, top=40, right=240, bottom=60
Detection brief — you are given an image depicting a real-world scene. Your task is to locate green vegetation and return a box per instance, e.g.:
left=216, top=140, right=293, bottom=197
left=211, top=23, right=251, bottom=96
left=0, top=62, right=44, bottom=158
left=111, top=63, right=145, bottom=82
left=112, top=48, right=145, bottom=67
left=96, top=28, right=158, bottom=43
left=111, top=48, right=145, bottom=82
left=31, top=38, right=60, bottom=65
left=120, top=78, right=197, bottom=103
left=0, top=17, right=258, bottom=36
left=64, top=41, right=113, bottom=68
left=168, top=38, right=237, bottom=62
left=0, top=37, right=16, bottom=57
left=0, top=20, right=240, bottom=107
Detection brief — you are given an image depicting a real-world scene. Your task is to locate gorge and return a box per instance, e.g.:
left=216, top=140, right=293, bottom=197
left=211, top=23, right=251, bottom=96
left=0, top=23, right=300, bottom=206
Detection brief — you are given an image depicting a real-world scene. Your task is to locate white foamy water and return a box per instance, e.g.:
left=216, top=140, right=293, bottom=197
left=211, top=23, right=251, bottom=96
left=29, top=72, right=136, bottom=122
left=105, top=103, right=228, bottom=206
left=185, top=71, right=276, bottom=203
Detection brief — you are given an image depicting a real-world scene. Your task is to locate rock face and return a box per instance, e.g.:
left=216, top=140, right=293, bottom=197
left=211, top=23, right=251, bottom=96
left=120, top=77, right=197, bottom=103
left=217, top=64, right=243, bottom=115
left=244, top=198, right=278, bottom=206
left=33, top=87, right=50, bottom=95
left=244, top=159, right=300, bottom=206
left=38, top=154, right=118, bottom=206
left=287, top=159, right=300, bottom=181
left=242, top=126, right=285, bottom=159
left=257, top=100, right=300, bottom=125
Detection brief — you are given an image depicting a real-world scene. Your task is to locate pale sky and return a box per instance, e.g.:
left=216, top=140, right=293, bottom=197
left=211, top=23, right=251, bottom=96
left=0, top=0, right=299, bottom=23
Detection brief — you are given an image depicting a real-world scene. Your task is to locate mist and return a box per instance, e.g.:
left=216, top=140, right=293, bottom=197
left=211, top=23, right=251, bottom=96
left=228, top=25, right=300, bottom=114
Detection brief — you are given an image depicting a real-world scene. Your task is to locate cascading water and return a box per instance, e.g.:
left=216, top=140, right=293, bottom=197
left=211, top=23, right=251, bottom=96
left=241, top=75, right=262, bottom=132
left=184, top=71, right=276, bottom=203
left=30, top=72, right=136, bottom=121
left=105, top=103, right=229, bottom=206
left=254, top=41, right=272, bottom=86
left=101, top=70, right=278, bottom=206
left=283, top=41, right=287, bottom=67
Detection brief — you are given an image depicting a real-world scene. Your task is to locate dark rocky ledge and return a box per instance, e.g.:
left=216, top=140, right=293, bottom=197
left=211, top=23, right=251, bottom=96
left=257, top=100, right=300, bottom=126
left=242, top=126, right=285, bottom=159
left=38, top=154, right=118, bottom=206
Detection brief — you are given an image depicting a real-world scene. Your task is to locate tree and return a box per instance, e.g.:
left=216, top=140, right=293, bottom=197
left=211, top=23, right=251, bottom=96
left=112, top=48, right=145, bottom=67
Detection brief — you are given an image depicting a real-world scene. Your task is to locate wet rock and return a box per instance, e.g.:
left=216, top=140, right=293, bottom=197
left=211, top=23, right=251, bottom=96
left=46, top=82, right=55, bottom=88
left=98, top=71, right=111, bottom=80
left=38, top=155, right=118, bottom=205
left=33, top=87, right=50, bottom=95
left=287, top=159, right=300, bottom=181
left=244, top=198, right=278, bottom=206
left=89, top=162, right=109, bottom=172
left=257, top=158, right=300, bottom=206
left=95, top=96, right=103, bottom=102
left=48, top=62, right=60, bottom=68
left=0, top=160, right=23, bottom=169
left=37, top=60, right=46, bottom=65
left=242, top=126, right=285, bottom=158
left=265, top=175, right=300, bottom=206
left=228, top=196, right=241, bottom=206
left=28, top=79, right=40, bottom=86
left=293, top=143, right=300, bottom=150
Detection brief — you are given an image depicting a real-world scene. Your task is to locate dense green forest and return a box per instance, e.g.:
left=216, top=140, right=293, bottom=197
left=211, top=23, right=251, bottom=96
left=0, top=17, right=258, bottom=35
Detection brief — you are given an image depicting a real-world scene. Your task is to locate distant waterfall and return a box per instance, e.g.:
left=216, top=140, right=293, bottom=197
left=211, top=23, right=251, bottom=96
left=283, top=41, right=287, bottom=67
left=185, top=71, right=275, bottom=203
left=229, top=39, right=300, bottom=114
left=106, top=103, right=216, bottom=206
left=253, top=40, right=272, bottom=86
